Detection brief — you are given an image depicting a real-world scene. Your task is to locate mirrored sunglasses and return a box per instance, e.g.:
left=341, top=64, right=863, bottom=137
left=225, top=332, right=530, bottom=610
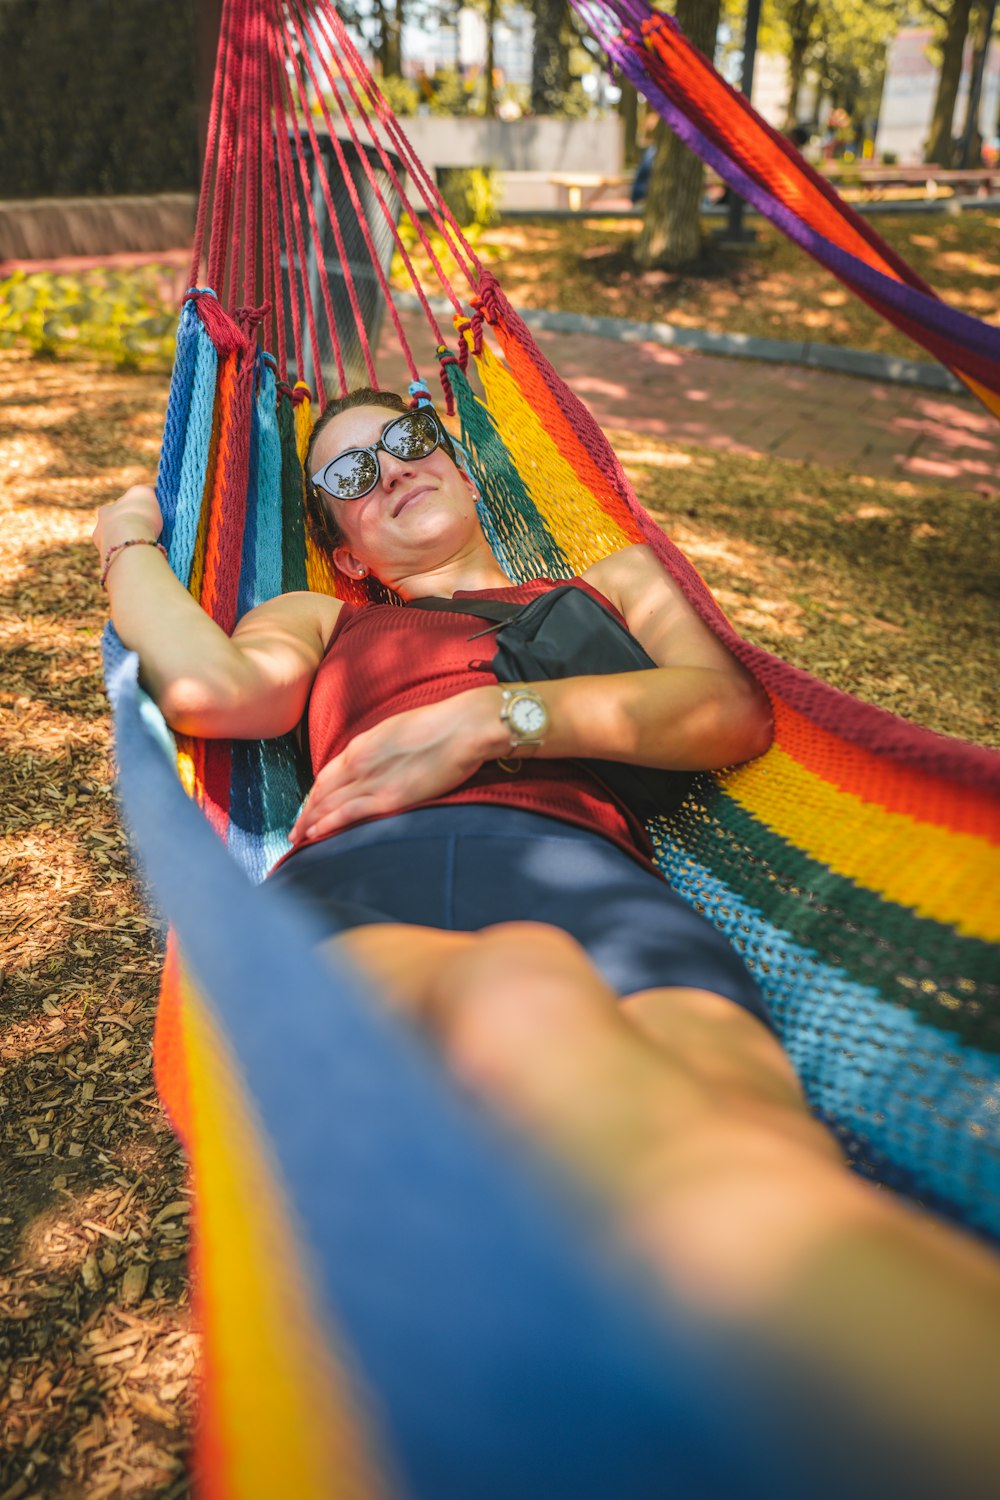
left=310, top=410, right=442, bottom=501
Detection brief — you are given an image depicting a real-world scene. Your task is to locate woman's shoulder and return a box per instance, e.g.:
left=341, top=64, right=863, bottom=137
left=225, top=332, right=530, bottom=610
left=234, top=588, right=347, bottom=652
left=580, top=544, right=667, bottom=607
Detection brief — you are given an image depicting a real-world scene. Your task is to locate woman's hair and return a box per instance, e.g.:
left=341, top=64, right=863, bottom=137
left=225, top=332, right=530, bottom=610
left=303, top=387, right=458, bottom=554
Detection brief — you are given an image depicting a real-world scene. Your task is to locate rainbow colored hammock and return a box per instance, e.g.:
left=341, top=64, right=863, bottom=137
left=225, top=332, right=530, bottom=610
left=103, top=1, right=1000, bottom=1495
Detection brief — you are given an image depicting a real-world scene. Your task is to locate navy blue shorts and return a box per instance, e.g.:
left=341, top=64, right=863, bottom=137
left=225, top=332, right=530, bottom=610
left=267, top=805, right=768, bottom=1025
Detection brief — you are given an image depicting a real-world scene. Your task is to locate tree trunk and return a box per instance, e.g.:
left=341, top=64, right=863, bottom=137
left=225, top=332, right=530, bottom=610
left=619, top=77, right=640, bottom=166
left=531, top=0, right=572, bottom=113
left=634, top=0, right=720, bottom=270
left=783, top=0, right=819, bottom=130
left=925, top=0, right=975, bottom=165
left=371, top=0, right=387, bottom=73
left=384, top=0, right=404, bottom=77
left=957, top=0, right=997, bottom=166
left=197, top=0, right=224, bottom=165
left=485, top=0, right=498, bottom=115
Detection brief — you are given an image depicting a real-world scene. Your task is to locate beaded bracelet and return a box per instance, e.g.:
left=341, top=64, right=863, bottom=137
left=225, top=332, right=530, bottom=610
left=100, top=538, right=168, bottom=590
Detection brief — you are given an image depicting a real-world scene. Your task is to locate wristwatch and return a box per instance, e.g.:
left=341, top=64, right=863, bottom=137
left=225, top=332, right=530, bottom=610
left=499, top=687, right=549, bottom=758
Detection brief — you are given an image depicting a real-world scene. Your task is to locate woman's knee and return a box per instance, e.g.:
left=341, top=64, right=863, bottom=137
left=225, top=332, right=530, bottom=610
left=474, top=920, right=597, bottom=976
left=426, top=921, right=617, bottom=1088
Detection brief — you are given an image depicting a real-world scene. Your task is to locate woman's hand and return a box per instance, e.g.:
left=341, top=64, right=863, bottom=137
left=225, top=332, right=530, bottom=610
left=290, top=687, right=506, bottom=845
left=92, top=484, right=163, bottom=560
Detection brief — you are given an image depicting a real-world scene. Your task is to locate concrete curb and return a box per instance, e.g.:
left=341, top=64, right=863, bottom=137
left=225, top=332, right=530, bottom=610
left=394, top=291, right=965, bottom=394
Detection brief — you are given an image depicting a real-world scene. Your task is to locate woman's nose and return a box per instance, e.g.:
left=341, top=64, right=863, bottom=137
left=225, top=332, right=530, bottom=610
left=378, top=449, right=415, bottom=491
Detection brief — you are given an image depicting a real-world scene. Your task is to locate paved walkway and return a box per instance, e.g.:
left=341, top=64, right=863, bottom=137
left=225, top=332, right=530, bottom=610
left=376, top=306, right=1000, bottom=495
left=8, top=246, right=995, bottom=491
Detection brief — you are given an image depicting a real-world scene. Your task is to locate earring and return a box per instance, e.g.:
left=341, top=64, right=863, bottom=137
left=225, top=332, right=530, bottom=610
left=357, top=567, right=368, bottom=578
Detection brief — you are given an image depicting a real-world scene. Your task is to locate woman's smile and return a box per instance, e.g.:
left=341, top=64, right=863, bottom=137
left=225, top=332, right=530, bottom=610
left=392, top=483, right=434, bottom=518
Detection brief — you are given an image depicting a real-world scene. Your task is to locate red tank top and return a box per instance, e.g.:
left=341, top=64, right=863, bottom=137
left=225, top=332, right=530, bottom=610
left=298, top=577, right=655, bottom=866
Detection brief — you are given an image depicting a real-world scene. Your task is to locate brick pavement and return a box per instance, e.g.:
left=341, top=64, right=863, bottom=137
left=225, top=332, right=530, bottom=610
left=7, top=246, right=995, bottom=491
left=375, top=307, right=1000, bottom=495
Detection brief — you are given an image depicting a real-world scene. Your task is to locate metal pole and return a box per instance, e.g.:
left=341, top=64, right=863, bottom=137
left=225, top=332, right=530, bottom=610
left=959, top=0, right=997, bottom=168
left=726, top=0, right=762, bottom=240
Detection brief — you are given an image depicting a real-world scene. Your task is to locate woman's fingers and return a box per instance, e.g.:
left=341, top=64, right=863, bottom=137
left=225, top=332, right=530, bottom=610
left=92, top=484, right=164, bottom=556
left=291, top=753, right=363, bottom=839
left=298, top=795, right=383, bottom=843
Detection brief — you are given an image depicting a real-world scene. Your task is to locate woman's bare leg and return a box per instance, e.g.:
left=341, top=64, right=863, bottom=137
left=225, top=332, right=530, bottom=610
left=325, top=919, right=1000, bottom=1492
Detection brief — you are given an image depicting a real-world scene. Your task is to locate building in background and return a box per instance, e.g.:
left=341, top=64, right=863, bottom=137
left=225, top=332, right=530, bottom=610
left=402, top=5, right=534, bottom=89
left=877, top=27, right=999, bottom=163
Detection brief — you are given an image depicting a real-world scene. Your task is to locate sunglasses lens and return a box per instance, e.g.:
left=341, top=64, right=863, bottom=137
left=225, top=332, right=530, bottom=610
left=324, top=449, right=379, bottom=499
left=383, top=411, right=439, bottom=460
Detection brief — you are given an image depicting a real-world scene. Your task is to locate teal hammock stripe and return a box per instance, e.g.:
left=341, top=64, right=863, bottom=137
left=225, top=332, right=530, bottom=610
left=168, top=318, right=219, bottom=587
left=450, top=362, right=572, bottom=583
left=651, top=829, right=1000, bottom=1240
left=655, top=783, right=999, bottom=1053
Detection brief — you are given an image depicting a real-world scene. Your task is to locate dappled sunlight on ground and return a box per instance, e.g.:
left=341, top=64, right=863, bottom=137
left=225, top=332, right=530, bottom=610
left=393, top=212, right=1000, bottom=362
left=1, top=323, right=997, bottom=1495
left=1, top=349, right=194, bottom=1498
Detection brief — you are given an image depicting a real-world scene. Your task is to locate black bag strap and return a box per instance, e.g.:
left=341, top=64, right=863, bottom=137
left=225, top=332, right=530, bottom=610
left=405, top=596, right=526, bottom=624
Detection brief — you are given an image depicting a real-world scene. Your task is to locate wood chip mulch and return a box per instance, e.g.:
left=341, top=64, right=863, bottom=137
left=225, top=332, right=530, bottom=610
left=1, top=348, right=192, bottom=1500
left=0, top=342, right=994, bottom=1499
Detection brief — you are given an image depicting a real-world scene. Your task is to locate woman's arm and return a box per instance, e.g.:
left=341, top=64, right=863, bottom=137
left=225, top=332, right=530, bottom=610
left=95, top=485, right=340, bottom=739
left=534, top=542, right=773, bottom=771
left=290, top=545, right=771, bottom=843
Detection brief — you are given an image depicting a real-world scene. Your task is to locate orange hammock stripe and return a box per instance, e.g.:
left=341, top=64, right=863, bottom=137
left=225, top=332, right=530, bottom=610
left=771, top=698, right=1000, bottom=841
left=476, top=330, right=646, bottom=545
left=725, top=748, right=1000, bottom=941
left=473, top=343, right=637, bottom=572
left=201, top=351, right=240, bottom=622
left=641, top=17, right=908, bottom=285
left=178, top=970, right=384, bottom=1500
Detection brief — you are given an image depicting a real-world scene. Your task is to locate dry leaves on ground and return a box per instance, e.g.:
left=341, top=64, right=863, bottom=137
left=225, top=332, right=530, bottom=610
left=401, top=211, right=1000, bottom=362
left=1, top=348, right=193, bottom=1500
left=0, top=343, right=995, bottom=1498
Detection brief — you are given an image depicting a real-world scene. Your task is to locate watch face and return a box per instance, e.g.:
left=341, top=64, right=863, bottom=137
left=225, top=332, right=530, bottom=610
left=511, top=696, right=547, bottom=736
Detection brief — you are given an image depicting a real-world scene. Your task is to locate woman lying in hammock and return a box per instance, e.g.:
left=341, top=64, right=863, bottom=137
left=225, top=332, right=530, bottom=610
left=95, top=389, right=1000, bottom=1490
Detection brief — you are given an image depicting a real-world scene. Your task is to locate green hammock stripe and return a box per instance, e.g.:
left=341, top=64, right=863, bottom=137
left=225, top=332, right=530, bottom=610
left=662, top=779, right=1000, bottom=1054
left=449, top=363, right=571, bottom=582
left=278, top=395, right=308, bottom=595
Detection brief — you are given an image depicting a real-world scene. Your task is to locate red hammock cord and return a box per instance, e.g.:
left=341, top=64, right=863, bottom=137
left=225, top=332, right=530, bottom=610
left=188, top=0, right=496, bottom=406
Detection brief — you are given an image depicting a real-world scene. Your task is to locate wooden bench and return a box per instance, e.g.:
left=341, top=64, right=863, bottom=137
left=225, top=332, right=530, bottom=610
left=546, top=173, right=631, bottom=211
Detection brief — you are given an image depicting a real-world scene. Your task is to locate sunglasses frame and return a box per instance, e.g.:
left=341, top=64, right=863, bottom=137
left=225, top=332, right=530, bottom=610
left=309, top=409, right=443, bottom=502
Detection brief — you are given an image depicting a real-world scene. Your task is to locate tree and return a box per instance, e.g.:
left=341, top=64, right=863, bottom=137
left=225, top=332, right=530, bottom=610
left=956, top=0, right=1000, bottom=165
left=781, top=0, right=820, bottom=127
left=531, top=0, right=573, bottom=113
left=484, top=0, right=498, bottom=115
left=618, top=78, right=641, bottom=167
left=634, top=0, right=722, bottom=270
left=924, top=0, right=976, bottom=164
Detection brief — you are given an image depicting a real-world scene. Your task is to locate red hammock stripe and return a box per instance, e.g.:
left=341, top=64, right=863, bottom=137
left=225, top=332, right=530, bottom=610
left=772, top=699, right=1000, bottom=839
left=640, top=17, right=934, bottom=294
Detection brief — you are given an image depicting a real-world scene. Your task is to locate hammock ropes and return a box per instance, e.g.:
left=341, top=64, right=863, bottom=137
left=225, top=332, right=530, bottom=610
left=102, top=1, right=1000, bottom=1495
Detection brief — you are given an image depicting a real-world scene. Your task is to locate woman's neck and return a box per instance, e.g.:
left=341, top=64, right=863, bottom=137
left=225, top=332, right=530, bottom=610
left=392, top=547, right=514, bottom=600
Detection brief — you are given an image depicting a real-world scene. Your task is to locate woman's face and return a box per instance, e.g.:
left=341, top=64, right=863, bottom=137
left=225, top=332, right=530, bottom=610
left=311, top=404, right=482, bottom=587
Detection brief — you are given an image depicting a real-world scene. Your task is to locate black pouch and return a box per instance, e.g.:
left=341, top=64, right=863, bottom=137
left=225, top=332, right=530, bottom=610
left=407, top=585, right=695, bottom=822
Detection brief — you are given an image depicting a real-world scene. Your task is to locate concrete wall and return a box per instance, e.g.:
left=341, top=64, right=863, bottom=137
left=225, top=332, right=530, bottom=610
left=0, top=194, right=196, bottom=261
left=395, top=116, right=623, bottom=174
left=0, top=118, right=625, bottom=260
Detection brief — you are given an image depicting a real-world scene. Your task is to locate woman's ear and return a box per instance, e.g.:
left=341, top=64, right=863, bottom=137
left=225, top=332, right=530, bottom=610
left=332, top=544, right=369, bottom=579
left=459, top=467, right=482, bottom=504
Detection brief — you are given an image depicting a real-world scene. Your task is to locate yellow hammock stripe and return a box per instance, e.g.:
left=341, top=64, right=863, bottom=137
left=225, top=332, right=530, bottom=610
left=293, top=390, right=344, bottom=599
left=724, top=746, right=1000, bottom=941
left=294, top=384, right=313, bottom=463
left=472, top=343, right=635, bottom=575
left=961, top=372, right=1000, bottom=424
left=179, top=969, right=384, bottom=1500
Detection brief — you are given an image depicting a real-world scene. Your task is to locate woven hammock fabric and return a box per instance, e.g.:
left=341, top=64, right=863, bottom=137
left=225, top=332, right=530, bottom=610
left=101, top=0, right=1000, bottom=1494
left=574, top=0, right=1000, bottom=421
